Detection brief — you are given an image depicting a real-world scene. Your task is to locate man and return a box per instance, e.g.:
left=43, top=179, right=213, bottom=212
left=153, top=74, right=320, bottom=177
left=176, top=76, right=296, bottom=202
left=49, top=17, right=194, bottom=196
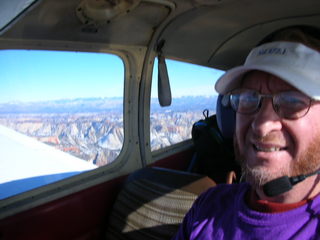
left=173, top=27, right=320, bottom=239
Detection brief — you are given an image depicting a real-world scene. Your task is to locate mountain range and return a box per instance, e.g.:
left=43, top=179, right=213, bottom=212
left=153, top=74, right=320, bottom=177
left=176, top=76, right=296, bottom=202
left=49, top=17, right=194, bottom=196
left=0, top=96, right=217, bottom=166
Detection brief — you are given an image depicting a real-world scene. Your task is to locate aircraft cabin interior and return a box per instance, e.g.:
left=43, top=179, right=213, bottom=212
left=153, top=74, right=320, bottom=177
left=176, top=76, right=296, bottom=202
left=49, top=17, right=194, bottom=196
left=0, top=0, right=320, bottom=239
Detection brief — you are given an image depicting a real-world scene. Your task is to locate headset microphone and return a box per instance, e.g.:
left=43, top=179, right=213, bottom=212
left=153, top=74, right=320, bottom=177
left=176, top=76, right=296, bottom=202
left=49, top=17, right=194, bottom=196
left=263, top=170, right=320, bottom=197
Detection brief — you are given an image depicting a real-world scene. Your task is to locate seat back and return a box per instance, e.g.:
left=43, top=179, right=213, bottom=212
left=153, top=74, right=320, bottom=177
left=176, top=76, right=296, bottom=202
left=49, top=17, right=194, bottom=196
left=105, top=167, right=216, bottom=240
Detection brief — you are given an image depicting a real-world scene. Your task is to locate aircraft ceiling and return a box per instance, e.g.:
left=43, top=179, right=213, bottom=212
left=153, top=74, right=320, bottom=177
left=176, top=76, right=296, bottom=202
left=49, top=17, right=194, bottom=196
left=1, top=0, right=320, bottom=70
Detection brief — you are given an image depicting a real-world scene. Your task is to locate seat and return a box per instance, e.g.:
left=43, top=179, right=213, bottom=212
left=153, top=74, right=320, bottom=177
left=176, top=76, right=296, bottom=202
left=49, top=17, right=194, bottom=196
left=105, top=167, right=216, bottom=240
left=189, top=95, right=239, bottom=183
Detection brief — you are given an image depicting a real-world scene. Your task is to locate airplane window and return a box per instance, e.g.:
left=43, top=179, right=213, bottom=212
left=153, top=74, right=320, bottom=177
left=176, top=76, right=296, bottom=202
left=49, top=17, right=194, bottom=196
left=150, top=59, right=224, bottom=151
left=0, top=49, right=124, bottom=199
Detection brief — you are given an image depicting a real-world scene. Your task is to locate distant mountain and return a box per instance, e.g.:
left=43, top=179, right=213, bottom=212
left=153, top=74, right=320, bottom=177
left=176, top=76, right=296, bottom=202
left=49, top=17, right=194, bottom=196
left=0, top=97, right=123, bottom=114
left=151, top=95, right=217, bottom=112
left=0, top=95, right=217, bottom=114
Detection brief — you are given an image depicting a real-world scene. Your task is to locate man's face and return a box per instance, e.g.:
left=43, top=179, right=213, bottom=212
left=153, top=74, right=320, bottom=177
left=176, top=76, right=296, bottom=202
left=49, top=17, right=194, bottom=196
left=235, top=71, right=320, bottom=188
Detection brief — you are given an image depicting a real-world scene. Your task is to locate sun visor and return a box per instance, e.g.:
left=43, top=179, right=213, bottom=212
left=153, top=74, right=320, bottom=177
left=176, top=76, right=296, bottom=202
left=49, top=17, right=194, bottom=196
left=157, top=53, right=172, bottom=107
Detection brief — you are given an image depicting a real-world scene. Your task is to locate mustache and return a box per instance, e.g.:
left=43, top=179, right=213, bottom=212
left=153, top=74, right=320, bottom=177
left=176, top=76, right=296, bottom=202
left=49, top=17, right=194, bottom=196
left=250, top=132, right=286, bottom=145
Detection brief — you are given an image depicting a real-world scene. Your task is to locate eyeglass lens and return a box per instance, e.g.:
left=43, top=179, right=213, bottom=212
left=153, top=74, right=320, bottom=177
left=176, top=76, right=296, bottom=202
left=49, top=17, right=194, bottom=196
left=229, top=89, right=311, bottom=119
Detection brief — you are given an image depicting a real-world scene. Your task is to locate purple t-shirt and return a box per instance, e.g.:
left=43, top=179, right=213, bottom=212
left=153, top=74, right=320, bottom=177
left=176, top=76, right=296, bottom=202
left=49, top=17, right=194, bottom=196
left=172, top=183, right=320, bottom=239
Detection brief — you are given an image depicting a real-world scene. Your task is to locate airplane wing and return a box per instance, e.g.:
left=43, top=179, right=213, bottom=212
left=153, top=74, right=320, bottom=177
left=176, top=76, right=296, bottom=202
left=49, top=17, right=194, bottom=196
left=0, top=125, right=97, bottom=199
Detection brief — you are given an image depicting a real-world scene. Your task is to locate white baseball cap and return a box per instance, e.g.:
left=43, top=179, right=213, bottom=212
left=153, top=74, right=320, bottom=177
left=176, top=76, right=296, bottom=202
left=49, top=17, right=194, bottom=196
left=215, top=41, right=320, bottom=100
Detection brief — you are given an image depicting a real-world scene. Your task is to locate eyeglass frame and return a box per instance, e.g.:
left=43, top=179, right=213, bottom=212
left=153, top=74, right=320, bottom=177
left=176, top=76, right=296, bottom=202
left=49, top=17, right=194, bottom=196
left=222, top=88, right=316, bottom=120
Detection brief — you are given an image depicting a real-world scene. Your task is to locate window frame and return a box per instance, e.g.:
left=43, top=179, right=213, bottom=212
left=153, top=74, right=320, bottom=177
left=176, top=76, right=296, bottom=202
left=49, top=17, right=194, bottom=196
left=0, top=46, right=143, bottom=220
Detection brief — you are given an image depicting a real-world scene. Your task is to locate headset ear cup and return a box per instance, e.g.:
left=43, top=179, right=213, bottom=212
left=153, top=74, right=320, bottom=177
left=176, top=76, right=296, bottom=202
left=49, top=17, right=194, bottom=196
left=221, top=94, right=230, bottom=107
left=216, top=95, right=236, bottom=139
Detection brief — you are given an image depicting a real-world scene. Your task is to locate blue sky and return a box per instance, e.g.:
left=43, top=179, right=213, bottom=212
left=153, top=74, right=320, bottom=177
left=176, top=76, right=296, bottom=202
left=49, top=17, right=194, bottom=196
left=0, top=49, right=223, bottom=103
left=158, top=59, right=224, bottom=98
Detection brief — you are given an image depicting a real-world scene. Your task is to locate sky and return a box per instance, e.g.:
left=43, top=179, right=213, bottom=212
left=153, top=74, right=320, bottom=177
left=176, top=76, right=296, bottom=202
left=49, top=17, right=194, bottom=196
left=0, top=49, right=224, bottom=103
left=156, top=59, right=224, bottom=98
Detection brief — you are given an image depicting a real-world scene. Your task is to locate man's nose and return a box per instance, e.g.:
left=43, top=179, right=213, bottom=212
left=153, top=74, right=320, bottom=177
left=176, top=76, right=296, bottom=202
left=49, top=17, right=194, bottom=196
left=251, top=98, right=282, bottom=136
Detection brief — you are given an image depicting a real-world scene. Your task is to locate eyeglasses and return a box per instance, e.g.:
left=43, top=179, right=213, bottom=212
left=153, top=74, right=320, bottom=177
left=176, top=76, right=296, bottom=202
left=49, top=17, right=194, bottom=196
left=227, top=89, right=314, bottom=120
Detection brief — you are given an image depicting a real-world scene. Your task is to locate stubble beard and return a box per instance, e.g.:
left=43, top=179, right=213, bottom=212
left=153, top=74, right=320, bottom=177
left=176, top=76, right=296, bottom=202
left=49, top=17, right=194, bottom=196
left=235, top=134, right=320, bottom=189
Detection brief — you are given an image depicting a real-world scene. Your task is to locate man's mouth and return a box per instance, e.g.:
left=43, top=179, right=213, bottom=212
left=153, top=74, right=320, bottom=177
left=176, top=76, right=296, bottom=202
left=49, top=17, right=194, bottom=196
left=253, top=144, right=287, bottom=152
